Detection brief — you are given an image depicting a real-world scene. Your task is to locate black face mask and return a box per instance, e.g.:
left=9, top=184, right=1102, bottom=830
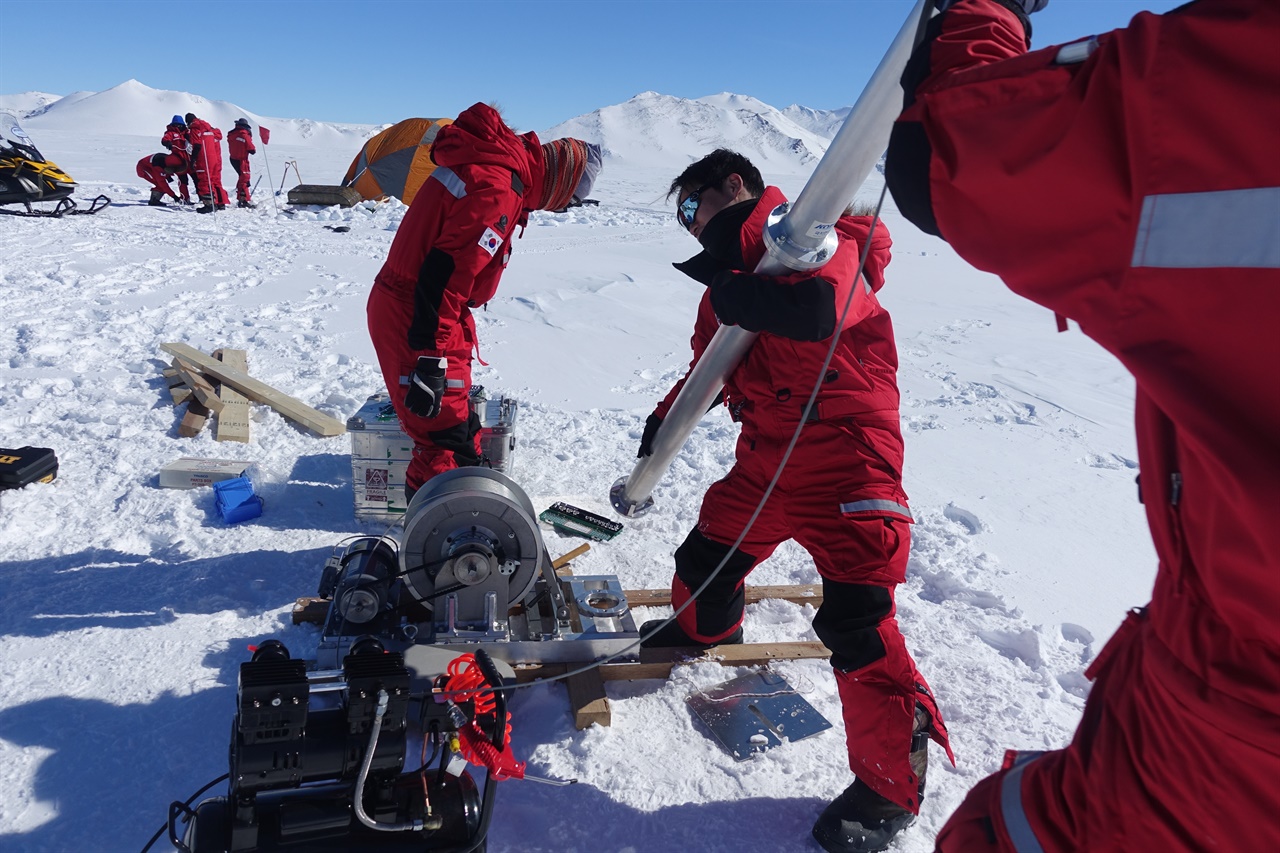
left=697, top=198, right=760, bottom=269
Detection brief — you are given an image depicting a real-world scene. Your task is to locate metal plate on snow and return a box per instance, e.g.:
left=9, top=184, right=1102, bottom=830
left=686, top=671, right=831, bottom=761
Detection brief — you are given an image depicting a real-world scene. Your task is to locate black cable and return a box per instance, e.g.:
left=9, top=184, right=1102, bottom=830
left=139, top=773, right=229, bottom=853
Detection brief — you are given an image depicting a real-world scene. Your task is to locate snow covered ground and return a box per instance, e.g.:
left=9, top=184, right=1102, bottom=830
left=0, top=85, right=1155, bottom=852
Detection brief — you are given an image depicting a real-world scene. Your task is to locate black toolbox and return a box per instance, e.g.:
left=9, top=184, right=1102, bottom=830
left=0, top=446, right=58, bottom=490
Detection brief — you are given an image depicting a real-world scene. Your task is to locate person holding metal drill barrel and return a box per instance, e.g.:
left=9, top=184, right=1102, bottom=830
left=640, top=148, right=953, bottom=853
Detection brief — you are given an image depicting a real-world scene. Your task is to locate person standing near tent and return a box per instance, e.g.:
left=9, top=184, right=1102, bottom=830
left=884, top=0, right=1280, bottom=850
left=135, top=153, right=181, bottom=206
left=367, top=102, right=601, bottom=498
left=226, top=118, right=256, bottom=208
left=160, top=115, right=193, bottom=204
left=639, top=149, right=953, bottom=853
left=185, top=112, right=229, bottom=213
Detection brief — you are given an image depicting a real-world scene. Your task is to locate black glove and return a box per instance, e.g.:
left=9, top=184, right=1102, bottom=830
left=638, top=413, right=662, bottom=458
left=404, top=356, right=447, bottom=419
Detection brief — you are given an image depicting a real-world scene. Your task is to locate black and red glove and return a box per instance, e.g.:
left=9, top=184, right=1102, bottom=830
left=405, top=356, right=447, bottom=419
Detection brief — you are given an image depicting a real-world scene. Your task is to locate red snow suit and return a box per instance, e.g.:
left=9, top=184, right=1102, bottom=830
left=885, top=1, right=1280, bottom=849
left=227, top=126, right=256, bottom=203
left=136, top=154, right=178, bottom=199
left=654, top=187, right=953, bottom=813
left=161, top=124, right=193, bottom=201
left=188, top=118, right=228, bottom=206
left=367, top=102, right=545, bottom=491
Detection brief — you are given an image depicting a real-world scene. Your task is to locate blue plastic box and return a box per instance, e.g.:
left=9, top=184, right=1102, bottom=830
left=213, top=476, right=264, bottom=524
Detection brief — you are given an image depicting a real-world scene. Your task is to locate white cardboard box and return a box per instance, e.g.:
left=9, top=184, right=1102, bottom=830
left=159, top=457, right=255, bottom=490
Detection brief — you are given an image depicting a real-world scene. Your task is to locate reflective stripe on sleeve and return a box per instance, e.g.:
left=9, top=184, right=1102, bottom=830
left=838, top=499, right=913, bottom=521
left=1132, top=187, right=1280, bottom=269
left=431, top=166, right=467, bottom=200
left=999, top=754, right=1047, bottom=853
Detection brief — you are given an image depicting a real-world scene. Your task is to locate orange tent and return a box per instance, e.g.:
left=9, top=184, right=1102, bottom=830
left=342, top=117, right=453, bottom=205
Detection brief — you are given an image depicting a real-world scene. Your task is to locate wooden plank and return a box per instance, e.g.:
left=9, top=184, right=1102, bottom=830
left=178, top=399, right=211, bottom=438
left=292, top=597, right=330, bottom=625
left=565, top=670, right=611, bottom=729
left=625, top=584, right=824, bottom=609
left=161, top=342, right=346, bottom=437
left=172, top=358, right=225, bottom=414
left=551, top=543, right=590, bottom=571
left=162, top=363, right=192, bottom=406
left=514, top=641, right=831, bottom=684
left=213, top=348, right=251, bottom=444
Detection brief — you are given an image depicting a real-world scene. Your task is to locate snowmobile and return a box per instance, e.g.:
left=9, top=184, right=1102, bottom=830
left=0, top=112, right=109, bottom=217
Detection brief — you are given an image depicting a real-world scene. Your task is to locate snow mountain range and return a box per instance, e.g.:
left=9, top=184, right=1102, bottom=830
left=6, top=80, right=854, bottom=176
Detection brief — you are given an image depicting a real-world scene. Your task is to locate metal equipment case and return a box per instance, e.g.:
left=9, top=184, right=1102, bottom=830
left=346, top=390, right=519, bottom=522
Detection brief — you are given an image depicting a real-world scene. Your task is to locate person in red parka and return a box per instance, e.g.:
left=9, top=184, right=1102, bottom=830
left=367, top=102, right=601, bottom=498
left=884, top=0, right=1280, bottom=850
left=160, top=115, right=193, bottom=203
left=185, top=112, right=229, bottom=213
left=226, top=117, right=256, bottom=208
left=640, top=149, right=953, bottom=853
left=136, top=153, right=181, bottom=206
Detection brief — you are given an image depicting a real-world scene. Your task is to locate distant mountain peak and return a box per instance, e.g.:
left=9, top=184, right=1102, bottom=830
left=543, top=91, right=845, bottom=174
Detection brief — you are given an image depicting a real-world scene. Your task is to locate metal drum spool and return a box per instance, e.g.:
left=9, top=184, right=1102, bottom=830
left=399, top=467, right=545, bottom=622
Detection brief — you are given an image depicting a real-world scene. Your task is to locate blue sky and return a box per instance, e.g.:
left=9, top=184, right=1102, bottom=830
left=1, top=0, right=1185, bottom=132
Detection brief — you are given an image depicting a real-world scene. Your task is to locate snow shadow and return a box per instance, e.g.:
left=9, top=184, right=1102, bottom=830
left=0, top=683, right=829, bottom=853
left=0, top=690, right=230, bottom=853
left=0, top=547, right=326, bottom=638
left=486, top=782, right=827, bottom=853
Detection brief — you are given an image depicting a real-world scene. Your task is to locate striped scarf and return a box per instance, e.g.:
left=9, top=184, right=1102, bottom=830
left=538, top=138, right=590, bottom=211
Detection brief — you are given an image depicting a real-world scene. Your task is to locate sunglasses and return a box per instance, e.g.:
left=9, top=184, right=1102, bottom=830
left=677, top=182, right=715, bottom=231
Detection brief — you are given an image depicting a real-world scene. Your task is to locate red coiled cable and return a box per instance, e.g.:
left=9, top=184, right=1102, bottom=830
left=444, top=653, right=496, bottom=716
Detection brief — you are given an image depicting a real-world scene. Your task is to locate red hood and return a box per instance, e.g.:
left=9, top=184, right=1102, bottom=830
left=431, top=103, right=542, bottom=205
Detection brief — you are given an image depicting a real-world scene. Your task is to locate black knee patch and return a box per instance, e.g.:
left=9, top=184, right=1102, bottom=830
left=427, top=411, right=482, bottom=468
left=674, top=529, right=756, bottom=639
left=813, top=581, right=894, bottom=672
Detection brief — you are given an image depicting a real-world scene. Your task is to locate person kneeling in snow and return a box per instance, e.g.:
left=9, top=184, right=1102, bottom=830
left=135, top=153, right=182, bottom=206
left=227, top=118, right=257, bottom=208
left=161, top=115, right=194, bottom=204
left=367, top=102, right=601, bottom=500
left=640, top=149, right=953, bottom=853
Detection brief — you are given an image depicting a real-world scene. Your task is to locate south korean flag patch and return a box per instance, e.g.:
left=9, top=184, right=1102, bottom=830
left=478, top=227, right=503, bottom=257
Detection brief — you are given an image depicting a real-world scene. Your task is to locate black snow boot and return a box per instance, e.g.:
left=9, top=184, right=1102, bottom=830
left=812, top=706, right=931, bottom=853
left=639, top=618, right=743, bottom=649
left=196, top=205, right=214, bottom=214
left=148, top=190, right=167, bottom=206
left=237, top=200, right=256, bottom=209
left=215, top=203, right=227, bottom=211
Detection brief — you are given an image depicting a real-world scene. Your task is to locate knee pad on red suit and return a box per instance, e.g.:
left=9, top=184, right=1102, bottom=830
left=813, top=580, right=895, bottom=671
left=428, top=410, right=482, bottom=468
left=672, top=529, right=756, bottom=641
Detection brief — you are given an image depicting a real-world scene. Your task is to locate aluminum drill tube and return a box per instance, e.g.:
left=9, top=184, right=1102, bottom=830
left=611, top=0, right=932, bottom=518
